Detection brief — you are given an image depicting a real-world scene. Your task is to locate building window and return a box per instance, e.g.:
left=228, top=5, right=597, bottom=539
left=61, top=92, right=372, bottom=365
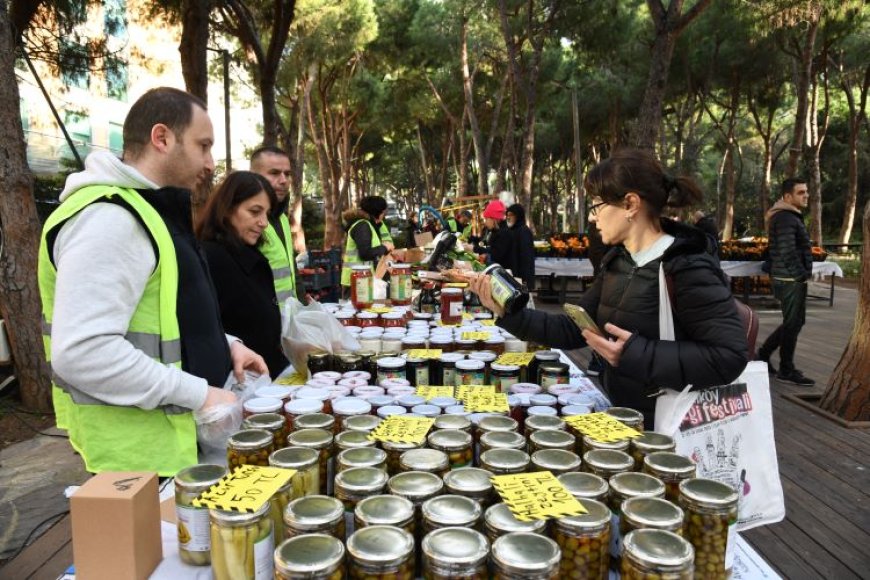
left=60, top=41, right=89, bottom=89
left=104, top=0, right=127, bottom=38
left=60, top=110, right=91, bottom=162
left=106, top=58, right=128, bottom=101
left=109, top=122, right=123, bottom=155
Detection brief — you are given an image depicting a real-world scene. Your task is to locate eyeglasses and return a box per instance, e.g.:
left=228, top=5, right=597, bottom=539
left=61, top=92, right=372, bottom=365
left=589, top=201, right=608, bottom=216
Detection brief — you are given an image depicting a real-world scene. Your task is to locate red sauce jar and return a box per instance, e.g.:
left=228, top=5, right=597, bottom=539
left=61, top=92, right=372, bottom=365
left=389, top=263, right=413, bottom=306
left=440, top=288, right=464, bottom=325
left=335, top=311, right=356, bottom=327
left=356, top=311, right=380, bottom=328
left=350, top=265, right=374, bottom=310
left=381, top=312, right=406, bottom=329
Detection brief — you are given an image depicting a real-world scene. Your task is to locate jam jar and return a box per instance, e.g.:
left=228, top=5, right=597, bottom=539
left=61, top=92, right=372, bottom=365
left=678, top=478, right=738, bottom=578
left=479, top=431, right=528, bottom=458
left=538, top=362, right=570, bottom=388
left=443, top=467, right=495, bottom=507
left=356, top=311, right=380, bottom=329
left=350, top=265, right=374, bottom=310
left=270, top=447, right=320, bottom=498
left=381, top=311, right=406, bottom=330
left=174, top=464, right=228, bottom=566
left=527, top=351, right=560, bottom=387
left=421, top=494, right=483, bottom=534
left=552, top=498, right=611, bottom=580
left=642, top=452, right=697, bottom=502
left=337, top=446, right=387, bottom=473
left=286, top=428, right=334, bottom=495
left=346, top=525, right=415, bottom=580
left=406, top=356, right=430, bottom=387
left=558, top=471, right=610, bottom=503
left=335, top=431, right=377, bottom=455
left=491, top=363, right=521, bottom=393
left=440, top=288, right=465, bottom=325
left=274, top=534, right=345, bottom=580
left=284, top=398, right=325, bottom=431
left=630, top=432, right=676, bottom=470
left=621, top=529, right=694, bottom=580
left=455, top=359, right=485, bottom=386
left=582, top=434, right=630, bottom=457
left=209, top=503, right=273, bottom=580
left=334, top=467, right=390, bottom=538
left=283, top=495, right=346, bottom=540
left=437, top=353, right=465, bottom=386
left=227, top=429, right=274, bottom=468
left=377, top=357, right=407, bottom=385
left=242, top=412, right=290, bottom=450
left=389, top=263, right=413, bottom=305
left=427, top=429, right=473, bottom=468
left=621, top=497, right=685, bottom=538
left=583, top=449, right=635, bottom=480
left=491, top=532, right=562, bottom=580
left=387, top=470, right=444, bottom=547
left=333, top=398, right=373, bottom=430
left=484, top=502, right=547, bottom=543
left=422, top=527, right=489, bottom=580
left=530, top=449, right=582, bottom=476
left=335, top=312, right=356, bottom=327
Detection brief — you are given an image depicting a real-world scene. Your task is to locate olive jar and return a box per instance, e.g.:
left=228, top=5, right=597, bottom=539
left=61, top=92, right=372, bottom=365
left=621, top=529, right=694, bottom=580
left=552, top=498, right=611, bottom=580
left=422, top=527, right=490, bottom=580
left=346, top=525, right=415, bottom=580
left=678, top=478, right=739, bottom=579
left=274, top=534, right=345, bottom=580
left=491, top=532, right=562, bottom=580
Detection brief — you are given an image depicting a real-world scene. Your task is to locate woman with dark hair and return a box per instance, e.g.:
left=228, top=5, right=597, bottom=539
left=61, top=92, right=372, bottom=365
left=469, top=149, right=748, bottom=428
left=505, top=203, right=536, bottom=290
left=340, top=195, right=405, bottom=288
left=196, top=171, right=289, bottom=377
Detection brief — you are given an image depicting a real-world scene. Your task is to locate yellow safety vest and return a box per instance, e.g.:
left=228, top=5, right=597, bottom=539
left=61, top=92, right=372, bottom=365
left=341, top=219, right=381, bottom=286
left=259, top=213, right=297, bottom=303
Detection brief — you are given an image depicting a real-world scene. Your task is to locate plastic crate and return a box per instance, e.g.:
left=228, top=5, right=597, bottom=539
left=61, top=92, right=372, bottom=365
left=308, top=247, right=342, bottom=271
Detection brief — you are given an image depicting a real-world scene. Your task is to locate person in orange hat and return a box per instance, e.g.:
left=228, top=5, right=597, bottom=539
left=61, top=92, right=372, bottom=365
left=473, top=200, right=512, bottom=268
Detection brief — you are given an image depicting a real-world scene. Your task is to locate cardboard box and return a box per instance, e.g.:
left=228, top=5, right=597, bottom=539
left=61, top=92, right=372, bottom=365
left=414, top=231, right=434, bottom=248
left=71, top=472, right=162, bottom=580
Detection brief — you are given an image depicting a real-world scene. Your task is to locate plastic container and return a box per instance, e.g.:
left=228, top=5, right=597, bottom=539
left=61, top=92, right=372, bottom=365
left=174, top=464, right=227, bottom=566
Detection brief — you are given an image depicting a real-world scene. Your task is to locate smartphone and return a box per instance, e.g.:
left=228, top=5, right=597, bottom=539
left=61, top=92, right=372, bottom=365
left=564, top=303, right=602, bottom=335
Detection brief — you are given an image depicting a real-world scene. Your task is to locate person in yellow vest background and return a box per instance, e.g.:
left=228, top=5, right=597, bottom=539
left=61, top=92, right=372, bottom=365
left=249, top=146, right=306, bottom=304
left=38, top=87, right=268, bottom=476
left=341, top=195, right=405, bottom=289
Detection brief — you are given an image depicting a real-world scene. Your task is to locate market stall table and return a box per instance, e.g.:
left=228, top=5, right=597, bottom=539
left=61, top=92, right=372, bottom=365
left=721, top=261, right=844, bottom=306
left=534, top=258, right=594, bottom=302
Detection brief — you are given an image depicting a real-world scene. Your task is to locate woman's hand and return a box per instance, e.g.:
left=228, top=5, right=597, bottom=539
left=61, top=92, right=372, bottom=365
left=229, top=340, right=269, bottom=382
left=469, top=274, right=505, bottom=318
left=582, top=323, right=633, bottom=367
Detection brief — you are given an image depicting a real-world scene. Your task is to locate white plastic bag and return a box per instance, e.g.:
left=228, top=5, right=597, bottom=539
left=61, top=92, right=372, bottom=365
left=194, top=371, right=271, bottom=456
left=281, top=298, right=360, bottom=378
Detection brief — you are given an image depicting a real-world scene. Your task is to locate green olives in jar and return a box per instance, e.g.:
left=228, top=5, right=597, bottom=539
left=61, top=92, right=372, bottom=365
left=629, top=432, right=676, bottom=471
left=227, top=429, right=274, bottom=468
left=491, top=532, right=562, bottom=580
left=678, top=478, right=738, bottom=579
left=283, top=495, right=346, bottom=540
left=552, top=498, right=611, bottom=580
left=274, top=534, right=345, bottom=580
left=347, top=525, right=415, bottom=580
left=621, top=529, right=694, bottom=580
left=427, top=429, right=473, bottom=468
left=642, top=452, right=697, bottom=502
left=484, top=502, right=547, bottom=543
left=422, top=527, right=490, bottom=580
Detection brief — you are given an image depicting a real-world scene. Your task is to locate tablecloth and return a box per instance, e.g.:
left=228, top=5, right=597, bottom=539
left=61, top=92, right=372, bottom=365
left=720, top=261, right=843, bottom=281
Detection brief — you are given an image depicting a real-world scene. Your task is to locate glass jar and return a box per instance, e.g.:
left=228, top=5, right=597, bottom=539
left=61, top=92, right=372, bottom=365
left=227, top=429, right=274, bottom=468
left=355, top=494, right=415, bottom=536
left=429, top=335, right=454, bottom=354
left=486, top=362, right=519, bottom=394
left=440, top=288, right=465, bottom=325
left=174, top=464, right=227, bottom=566
left=406, top=356, right=430, bottom=387
left=443, top=467, right=495, bottom=507
left=484, top=336, right=506, bottom=355
left=455, top=359, right=485, bottom=386
left=523, top=414, right=566, bottom=439
left=621, top=497, right=685, bottom=538
left=388, top=470, right=444, bottom=546
left=558, top=471, right=610, bottom=503
left=344, top=414, right=383, bottom=433
left=314, top=370, right=343, bottom=383
left=582, top=434, right=630, bottom=457
left=428, top=429, right=473, bottom=468
left=643, top=452, right=697, bottom=502
left=608, top=472, right=667, bottom=562
left=605, top=407, right=645, bottom=431
left=382, top=440, right=422, bottom=475
left=295, top=412, right=336, bottom=434
left=480, top=448, right=530, bottom=475
left=402, top=336, right=427, bottom=352
left=538, top=362, right=570, bottom=388
left=333, top=398, right=373, bottom=431
left=621, top=529, right=694, bottom=580
left=367, top=395, right=396, bottom=416
left=347, top=525, right=415, bottom=580
left=296, top=387, right=333, bottom=415
left=283, top=495, right=345, bottom=540
left=630, top=432, right=676, bottom=470
left=335, top=311, right=356, bottom=327
left=422, top=527, right=490, bottom=580
left=356, top=311, right=380, bottom=329
left=583, top=449, right=635, bottom=480
left=484, top=502, right=547, bottom=543
left=553, top=498, right=611, bottom=580
left=351, top=265, right=374, bottom=310
left=476, top=415, right=518, bottom=440
left=530, top=449, right=582, bottom=476
left=421, top=494, right=483, bottom=534
left=529, top=429, right=575, bottom=454
left=209, top=503, right=273, bottom=580
left=430, top=352, right=457, bottom=385
left=335, top=430, right=378, bottom=453
left=399, top=448, right=450, bottom=478
left=308, top=350, right=332, bottom=374
left=381, top=312, right=405, bottom=330
left=270, top=447, right=320, bottom=498
left=433, top=414, right=471, bottom=433
left=479, top=431, right=527, bottom=456
left=491, top=532, right=561, bottom=580
left=678, top=478, right=738, bottom=578
left=389, top=263, right=413, bottom=305
left=338, top=447, right=387, bottom=473
left=417, top=283, right=439, bottom=314
left=274, top=534, right=345, bottom=580
left=527, top=351, right=560, bottom=388
left=335, top=467, right=390, bottom=538
left=242, top=396, right=284, bottom=419
left=481, top=264, right=531, bottom=316
left=377, top=357, right=407, bottom=386
left=286, top=428, right=334, bottom=495
left=284, top=398, right=325, bottom=430
left=397, top=394, right=426, bottom=410
left=469, top=351, right=498, bottom=381
left=336, top=353, right=364, bottom=374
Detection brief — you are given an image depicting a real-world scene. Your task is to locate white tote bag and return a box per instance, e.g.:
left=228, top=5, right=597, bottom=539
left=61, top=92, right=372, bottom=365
left=652, top=265, right=785, bottom=531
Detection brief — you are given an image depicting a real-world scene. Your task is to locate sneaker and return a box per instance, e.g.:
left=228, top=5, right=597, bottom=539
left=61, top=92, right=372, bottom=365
left=756, top=352, right=776, bottom=375
left=775, top=370, right=815, bottom=387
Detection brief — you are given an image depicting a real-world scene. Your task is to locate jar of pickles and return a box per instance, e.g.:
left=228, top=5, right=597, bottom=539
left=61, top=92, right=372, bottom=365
left=427, top=429, right=473, bottom=468
left=433, top=414, right=472, bottom=433
left=491, top=532, right=562, bottom=580
left=335, top=467, right=390, bottom=538
left=442, top=467, right=495, bottom=507
left=347, top=525, right=415, bottom=580
left=605, top=407, right=645, bottom=431
left=480, top=448, right=530, bottom=475
left=557, top=471, right=610, bottom=503
left=283, top=495, right=345, bottom=540
left=344, top=414, right=383, bottom=433
left=678, top=478, right=738, bottom=578
left=355, top=494, right=415, bottom=536
left=338, top=447, right=387, bottom=473
left=621, top=529, right=694, bottom=580
left=583, top=449, right=635, bottom=480
left=270, top=447, right=320, bottom=498
left=552, top=498, right=611, bottom=580
left=399, top=448, right=450, bottom=478
left=174, top=464, right=227, bottom=566
left=382, top=440, right=422, bottom=475
left=642, top=452, right=697, bottom=502
left=421, top=494, right=483, bottom=534
left=630, top=432, right=676, bottom=470
left=608, top=472, right=667, bottom=561
left=422, top=527, right=490, bottom=580
left=335, top=430, right=378, bottom=453
left=209, top=503, right=273, bottom=580
left=530, top=449, right=582, bottom=476
left=491, top=363, right=521, bottom=393
left=227, top=429, right=274, bottom=468
left=621, top=497, right=685, bottom=539
left=286, top=428, right=334, bottom=495
left=274, top=534, right=345, bottom=580
left=242, top=412, right=290, bottom=449
left=484, top=502, right=547, bottom=542
left=529, top=429, right=575, bottom=454
left=455, top=359, right=485, bottom=385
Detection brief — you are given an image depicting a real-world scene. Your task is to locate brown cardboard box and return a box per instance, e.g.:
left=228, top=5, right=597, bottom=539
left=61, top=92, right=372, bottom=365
left=403, top=247, right=427, bottom=264
left=414, top=231, right=434, bottom=248
left=71, top=472, right=162, bottom=580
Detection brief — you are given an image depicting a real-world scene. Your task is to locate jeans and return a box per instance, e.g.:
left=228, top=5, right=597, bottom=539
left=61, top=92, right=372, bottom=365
left=759, top=279, right=808, bottom=374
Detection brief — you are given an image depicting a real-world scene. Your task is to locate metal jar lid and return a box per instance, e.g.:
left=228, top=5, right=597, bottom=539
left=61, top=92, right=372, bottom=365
left=480, top=431, right=526, bottom=451
left=480, top=448, right=530, bottom=471
left=428, top=429, right=472, bottom=451
left=583, top=449, right=635, bottom=472
left=610, top=472, right=667, bottom=501
left=228, top=428, right=274, bottom=450
left=478, top=415, right=519, bottom=433
left=443, top=467, right=494, bottom=495
left=605, top=406, right=645, bottom=426
left=335, top=466, right=389, bottom=497
left=344, top=414, right=383, bottom=433
left=643, top=452, right=697, bottom=477
left=309, top=350, right=330, bottom=361
left=274, top=534, right=345, bottom=576
left=381, top=439, right=420, bottom=452
left=530, top=429, right=575, bottom=450
left=338, top=447, right=387, bottom=470
left=241, top=412, right=286, bottom=432
left=531, top=449, right=582, bottom=472
left=622, top=529, right=694, bottom=570
left=491, top=532, right=561, bottom=574
left=209, top=501, right=271, bottom=527
left=400, top=448, right=449, bottom=472
left=347, top=525, right=415, bottom=567
left=388, top=471, right=444, bottom=501
left=558, top=472, right=610, bottom=500
left=422, top=527, right=490, bottom=567
left=631, top=431, right=676, bottom=454
left=335, top=430, right=377, bottom=451
left=554, top=498, right=611, bottom=531
left=525, top=415, right=566, bottom=432
left=283, top=495, right=344, bottom=530
left=269, top=446, right=319, bottom=470
left=539, top=363, right=567, bottom=374
left=294, top=413, right=335, bottom=431
left=582, top=435, right=630, bottom=452
left=622, top=497, right=685, bottom=530
left=287, top=428, right=333, bottom=450
left=485, top=502, right=548, bottom=535
left=174, top=464, right=227, bottom=494
left=355, top=495, right=415, bottom=527
left=422, top=494, right=483, bottom=527
left=678, top=477, right=739, bottom=509
left=434, top=415, right=472, bottom=432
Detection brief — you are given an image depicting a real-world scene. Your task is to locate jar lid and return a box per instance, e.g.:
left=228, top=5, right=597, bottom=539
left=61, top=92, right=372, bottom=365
left=313, top=371, right=343, bottom=381
left=351, top=264, right=373, bottom=271
left=380, top=439, right=420, bottom=452
left=555, top=498, right=611, bottom=529
left=335, top=466, right=389, bottom=494
left=485, top=503, right=547, bottom=534
left=338, top=447, right=386, bottom=468
left=346, top=525, right=414, bottom=566
left=397, top=394, right=426, bottom=407
left=333, top=397, right=372, bottom=416
left=610, top=472, right=667, bottom=499
left=243, top=397, right=283, bottom=413
left=242, top=412, right=285, bottom=431
left=429, top=336, right=453, bottom=347
left=622, top=497, right=685, bottom=529
left=455, top=359, right=485, bottom=370
left=209, top=501, right=270, bottom=525
left=443, top=467, right=494, bottom=494
left=388, top=471, right=444, bottom=499
left=557, top=472, right=609, bottom=499
left=480, top=431, right=526, bottom=450
left=441, top=287, right=463, bottom=295
left=530, top=429, right=574, bottom=448
left=295, top=386, right=330, bottom=401
left=529, top=394, right=557, bottom=406
left=400, top=448, right=449, bottom=471
left=344, top=370, right=372, bottom=379
left=439, top=352, right=465, bottom=363
left=484, top=336, right=505, bottom=344
left=679, top=477, right=739, bottom=507
left=274, top=534, right=345, bottom=576
left=533, top=351, right=560, bottom=361
left=531, top=449, right=582, bottom=471
left=605, top=406, right=645, bottom=425
left=527, top=406, right=558, bottom=417
left=413, top=312, right=433, bottom=320
left=228, top=428, right=274, bottom=450
left=478, top=415, right=518, bottom=433
left=561, top=404, right=592, bottom=416
left=174, top=464, right=227, bottom=491
left=525, top=415, right=566, bottom=432
left=377, top=405, right=407, bottom=418
left=286, top=428, right=333, bottom=449
left=631, top=432, right=676, bottom=454
left=429, top=396, right=458, bottom=408
left=411, top=404, right=441, bottom=417
left=283, top=495, right=344, bottom=529
left=367, top=395, right=395, bottom=407
left=270, top=446, right=319, bottom=470
left=583, top=449, right=634, bottom=472
left=539, top=363, right=566, bottom=373
left=434, top=415, right=471, bottom=431
left=428, top=429, right=472, bottom=450
left=309, top=350, right=331, bottom=358
left=491, top=532, right=561, bottom=573
left=356, top=312, right=378, bottom=320
left=583, top=435, right=630, bottom=451
left=491, top=363, right=520, bottom=372
left=422, top=527, right=490, bottom=567
left=335, top=430, right=377, bottom=450
left=622, top=529, right=694, bottom=569
left=378, top=356, right=407, bottom=369
left=510, top=383, right=542, bottom=394
left=444, top=405, right=470, bottom=416
left=383, top=312, right=405, bottom=320
left=255, top=385, right=292, bottom=400
left=480, top=448, right=530, bottom=470
left=469, top=351, right=497, bottom=362
left=643, top=452, right=697, bottom=476
left=422, top=494, right=482, bottom=526
left=284, top=398, right=323, bottom=415
left=355, top=494, right=415, bottom=526
left=344, top=414, right=383, bottom=432
left=294, top=413, right=335, bottom=431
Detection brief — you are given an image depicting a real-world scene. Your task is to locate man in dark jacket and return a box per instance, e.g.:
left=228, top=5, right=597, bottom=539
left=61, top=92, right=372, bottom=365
left=505, top=203, right=536, bottom=291
left=757, top=178, right=815, bottom=386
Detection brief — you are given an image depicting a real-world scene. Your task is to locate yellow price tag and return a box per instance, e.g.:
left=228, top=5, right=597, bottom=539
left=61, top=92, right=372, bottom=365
left=463, top=392, right=510, bottom=413
left=405, top=349, right=443, bottom=360
left=415, top=386, right=456, bottom=401
left=366, top=307, right=394, bottom=314
left=461, top=331, right=492, bottom=341
left=462, top=312, right=474, bottom=320
left=192, top=465, right=296, bottom=512
left=444, top=282, right=469, bottom=289
left=491, top=471, right=587, bottom=521
left=368, top=416, right=435, bottom=444
left=455, top=384, right=496, bottom=401
left=495, top=353, right=536, bottom=367
left=479, top=319, right=496, bottom=326
left=564, top=412, right=642, bottom=443
left=275, top=371, right=308, bottom=385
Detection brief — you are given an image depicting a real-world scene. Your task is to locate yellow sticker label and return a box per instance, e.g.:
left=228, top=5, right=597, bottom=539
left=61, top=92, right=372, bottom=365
left=491, top=471, right=588, bottom=521
left=462, top=312, right=474, bottom=320
left=275, top=371, right=308, bottom=385
left=479, top=319, right=496, bottom=326
left=455, top=384, right=496, bottom=401
left=444, top=282, right=469, bottom=289
left=366, top=307, right=394, bottom=314
left=495, top=353, right=537, bottom=367
left=405, top=349, right=443, bottom=360
left=192, top=465, right=296, bottom=513
left=563, top=412, right=642, bottom=443
left=463, top=392, right=510, bottom=413
left=415, top=386, right=456, bottom=401
left=368, top=416, right=435, bottom=444
left=461, top=331, right=492, bottom=341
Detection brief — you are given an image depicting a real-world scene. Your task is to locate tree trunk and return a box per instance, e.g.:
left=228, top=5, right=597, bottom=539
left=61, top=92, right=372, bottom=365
left=179, top=0, right=210, bottom=102
left=417, top=121, right=433, bottom=199
left=837, top=64, right=869, bottom=245
left=785, top=16, right=819, bottom=177
left=819, top=200, right=870, bottom=421
left=721, top=145, right=735, bottom=240
left=0, top=3, right=52, bottom=411
left=806, top=64, right=828, bottom=245
left=460, top=17, right=488, bottom=196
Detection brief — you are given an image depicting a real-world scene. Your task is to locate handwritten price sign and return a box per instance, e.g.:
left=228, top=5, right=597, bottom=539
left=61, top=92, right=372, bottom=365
left=564, top=412, right=641, bottom=443
left=365, top=307, right=394, bottom=314
left=415, top=386, right=456, bottom=401
left=491, top=471, right=587, bottom=522
left=192, top=465, right=296, bottom=513
left=463, top=392, right=510, bottom=413
left=405, top=349, right=443, bottom=360
left=495, top=353, right=536, bottom=367
left=461, top=331, right=492, bottom=341
left=478, top=319, right=496, bottom=326
left=274, top=371, right=308, bottom=385
left=455, top=384, right=496, bottom=401
left=368, top=415, right=435, bottom=445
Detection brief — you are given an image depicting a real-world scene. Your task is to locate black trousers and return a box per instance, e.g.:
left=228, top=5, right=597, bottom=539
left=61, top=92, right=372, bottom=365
left=759, top=279, right=807, bottom=374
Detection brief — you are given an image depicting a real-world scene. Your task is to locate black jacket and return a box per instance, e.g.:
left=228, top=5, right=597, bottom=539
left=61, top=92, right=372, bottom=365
left=475, top=222, right=513, bottom=268
left=766, top=201, right=812, bottom=281
left=202, top=239, right=289, bottom=378
left=342, top=208, right=388, bottom=261
left=505, top=206, right=536, bottom=290
left=498, top=219, right=748, bottom=427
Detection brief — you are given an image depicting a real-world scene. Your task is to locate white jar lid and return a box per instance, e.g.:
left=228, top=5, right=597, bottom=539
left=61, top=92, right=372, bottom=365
left=333, top=397, right=372, bottom=415
left=377, top=357, right=406, bottom=369
left=284, top=398, right=323, bottom=415
left=377, top=405, right=407, bottom=418
left=243, top=397, right=283, bottom=413
left=296, top=386, right=330, bottom=401
left=254, top=385, right=292, bottom=400
left=455, top=359, right=485, bottom=371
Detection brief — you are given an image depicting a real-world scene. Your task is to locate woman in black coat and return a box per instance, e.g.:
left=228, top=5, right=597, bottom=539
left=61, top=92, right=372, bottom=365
left=196, top=171, right=289, bottom=378
left=505, top=203, right=536, bottom=290
left=470, top=149, right=748, bottom=428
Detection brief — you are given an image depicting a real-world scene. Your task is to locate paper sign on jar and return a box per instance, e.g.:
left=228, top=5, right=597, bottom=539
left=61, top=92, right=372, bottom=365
left=479, top=319, right=496, bottom=326
left=461, top=331, right=492, bottom=341
left=495, top=353, right=537, bottom=367
left=192, top=465, right=296, bottom=513
left=274, top=371, right=308, bottom=385
left=564, top=412, right=642, bottom=443
left=462, top=392, right=510, bottom=413
left=415, top=386, right=456, bottom=401
left=368, top=416, right=435, bottom=445
left=491, top=471, right=587, bottom=522
left=455, top=384, right=496, bottom=401
left=405, top=349, right=443, bottom=360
